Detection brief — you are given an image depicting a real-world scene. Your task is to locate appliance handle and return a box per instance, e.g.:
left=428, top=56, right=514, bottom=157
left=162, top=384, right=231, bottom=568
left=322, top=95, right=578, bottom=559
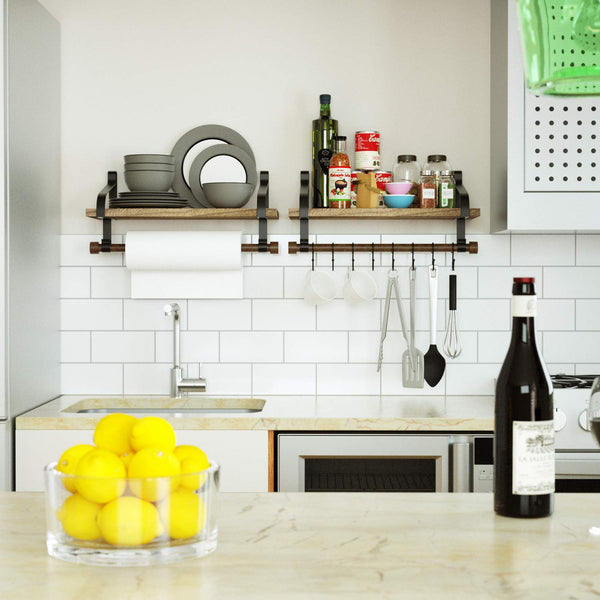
left=451, top=439, right=472, bottom=492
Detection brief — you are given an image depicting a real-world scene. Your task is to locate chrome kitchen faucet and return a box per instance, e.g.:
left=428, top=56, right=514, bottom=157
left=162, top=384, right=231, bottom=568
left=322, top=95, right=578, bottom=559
left=164, top=303, right=206, bottom=397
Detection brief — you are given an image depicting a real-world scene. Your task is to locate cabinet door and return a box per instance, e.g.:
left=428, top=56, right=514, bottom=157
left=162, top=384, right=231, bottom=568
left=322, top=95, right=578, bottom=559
left=493, top=0, right=600, bottom=232
left=175, top=430, right=269, bottom=492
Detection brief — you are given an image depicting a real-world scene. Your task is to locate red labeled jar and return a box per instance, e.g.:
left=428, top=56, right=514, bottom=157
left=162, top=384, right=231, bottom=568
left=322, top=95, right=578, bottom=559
left=355, top=131, right=381, bottom=171
left=374, top=170, right=393, bottom=207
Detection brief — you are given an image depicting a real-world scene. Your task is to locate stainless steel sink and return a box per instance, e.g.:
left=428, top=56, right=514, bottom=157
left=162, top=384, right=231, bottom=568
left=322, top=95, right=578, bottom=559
left=63, top=397, right=265, bottom=415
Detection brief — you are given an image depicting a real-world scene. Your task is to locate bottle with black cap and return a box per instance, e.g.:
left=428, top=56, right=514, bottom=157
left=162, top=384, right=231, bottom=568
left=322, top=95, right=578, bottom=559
left=424, top=154, right=452, bottom=186
left=312, top=94, right=338, bottom=208
left=494, top=277, right=554, bottom=518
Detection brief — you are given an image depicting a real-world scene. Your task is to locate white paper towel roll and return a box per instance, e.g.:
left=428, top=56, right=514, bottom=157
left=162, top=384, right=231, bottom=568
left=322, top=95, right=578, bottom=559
left=125, top=231, right=243, bottom=299
left=125, top=231, right=242, bottom=271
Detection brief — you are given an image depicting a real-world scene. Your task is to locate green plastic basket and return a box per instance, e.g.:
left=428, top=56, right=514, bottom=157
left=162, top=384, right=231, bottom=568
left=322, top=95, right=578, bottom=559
left=518, top=0, right=600, bottom=95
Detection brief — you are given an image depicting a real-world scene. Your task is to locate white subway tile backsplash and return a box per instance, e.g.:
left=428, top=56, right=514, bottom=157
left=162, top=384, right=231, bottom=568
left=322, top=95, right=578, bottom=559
left=155, top=331, right=220, bottom=363
left=445, top=363, right=500, bottom=395
left=253, top=364, right=316, bottom=396
left=220, top=332, right=283, bottom=363
left=61, top=299, right=122, bottom=331
left=317, top=299, right=380, bottom=331
left=61, top=332, right=90, bottom=363
left=124, top=363, right=171, bottom=395
left=91, top=267, right=130, bottom=298
left=316, top=364, right=380, bottom=396
left=478, top=331, right=511, bottom=363
left=576, top=235, right=600, bottom=266
left=202, top=364, right=252, bottom=395
left=285, top=332, right=348, bottom=363
left=457, top=299, right=510, bottom=331
left=124, top=299, right=188, bottom=331
left=576, top=300, right=600, bottom=331
left=478, top=267, right=543, bottom=298
left=61, top=267, right=90, bottom=298
left=56, top=233, right=600, bottom=398
left=543, top=332, right=600, bottom=363
left=188, top=299, right=250, bottom=331
left=243, top=267, right=284, bottom=298
left=62, top=363, right=123, bottom=394
left=511, top=235, right=574, bottom=266
left=253, top=299, right=315, bottom=331
left=92, top=332, right=154, bottom=363
left=544, top=267, right=600, bottom=298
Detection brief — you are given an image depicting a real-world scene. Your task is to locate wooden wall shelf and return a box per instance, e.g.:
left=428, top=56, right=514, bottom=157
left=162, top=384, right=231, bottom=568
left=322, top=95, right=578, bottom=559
left=86, top=207, right=279, bottom=220
left=288, top=207, right=480, bottom=220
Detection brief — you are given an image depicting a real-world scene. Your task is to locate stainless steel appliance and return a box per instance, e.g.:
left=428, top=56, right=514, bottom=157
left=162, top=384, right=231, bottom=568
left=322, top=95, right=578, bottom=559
left=0, top=0, right=60, bottom=490
left=277, top=433, right=493, bottom=493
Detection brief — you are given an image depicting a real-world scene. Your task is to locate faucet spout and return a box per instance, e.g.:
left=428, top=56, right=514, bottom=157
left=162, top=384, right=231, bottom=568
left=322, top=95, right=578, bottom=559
left=164, top=303, right=206, bottom=398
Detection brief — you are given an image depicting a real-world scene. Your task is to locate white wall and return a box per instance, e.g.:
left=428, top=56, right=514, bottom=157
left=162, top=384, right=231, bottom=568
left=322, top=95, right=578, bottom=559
left=40, top=0, right=491, bottom=235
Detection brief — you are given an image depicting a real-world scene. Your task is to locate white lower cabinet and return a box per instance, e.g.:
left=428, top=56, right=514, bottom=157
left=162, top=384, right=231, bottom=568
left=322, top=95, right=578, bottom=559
left=15, top=429, right=269, bottom=492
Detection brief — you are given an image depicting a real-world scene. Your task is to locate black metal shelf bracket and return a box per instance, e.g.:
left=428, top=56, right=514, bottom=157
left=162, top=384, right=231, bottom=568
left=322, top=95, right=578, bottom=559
left=454, top=170, right=470, bottom=253
left=257, top=171, right=270, bottom=252
left=96, top=171, right=118, bottom=252
left=299, top=170, right=310, bottom=252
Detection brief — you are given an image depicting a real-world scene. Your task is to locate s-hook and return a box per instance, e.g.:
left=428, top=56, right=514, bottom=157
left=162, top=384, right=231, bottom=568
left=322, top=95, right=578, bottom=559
left=431, top=242, right=436, bottom=268
left=411, top=242, right=415, bottom=271
left=331, top=242, right=335, bottom=271
left=391, top=242, right=395, bottom=270
left=351, top=242, right=355, bottom=271
left=311, top=243, right=315, bottom=271
left=371, top=242, right=375, bottom=271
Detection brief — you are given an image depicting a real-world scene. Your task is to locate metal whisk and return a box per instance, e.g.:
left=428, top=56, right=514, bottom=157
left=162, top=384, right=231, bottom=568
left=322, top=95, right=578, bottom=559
left=443, top=254, right=462, bottom=359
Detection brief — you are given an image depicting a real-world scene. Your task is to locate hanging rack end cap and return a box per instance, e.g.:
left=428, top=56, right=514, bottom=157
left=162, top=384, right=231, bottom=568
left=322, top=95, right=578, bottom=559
left=468, top=241, right=478, bottom=254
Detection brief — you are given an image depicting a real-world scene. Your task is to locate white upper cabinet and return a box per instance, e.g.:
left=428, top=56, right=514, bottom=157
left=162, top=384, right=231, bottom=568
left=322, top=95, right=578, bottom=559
left=491, top=0, right=600, bottom=232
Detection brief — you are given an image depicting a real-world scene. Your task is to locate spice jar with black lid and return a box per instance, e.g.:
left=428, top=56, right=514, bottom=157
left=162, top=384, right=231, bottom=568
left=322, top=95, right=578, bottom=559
left=419, top=170, right=437, bottom=209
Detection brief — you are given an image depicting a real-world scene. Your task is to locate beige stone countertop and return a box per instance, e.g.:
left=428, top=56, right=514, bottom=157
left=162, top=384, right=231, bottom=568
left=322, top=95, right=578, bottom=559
left=3, top=491, right=600, bottom=599
left=16, top=394, right=494, bottom=431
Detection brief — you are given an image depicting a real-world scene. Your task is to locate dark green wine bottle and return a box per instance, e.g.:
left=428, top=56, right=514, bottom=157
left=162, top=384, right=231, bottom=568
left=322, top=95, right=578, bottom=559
left=312, top=94, right=338, bottom=208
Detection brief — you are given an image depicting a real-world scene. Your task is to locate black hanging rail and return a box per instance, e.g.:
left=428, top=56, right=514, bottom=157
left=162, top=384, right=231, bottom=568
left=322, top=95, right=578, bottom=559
left=89, top=171, right=279, bottom=254
left=290, top=170, right=479, bottom=255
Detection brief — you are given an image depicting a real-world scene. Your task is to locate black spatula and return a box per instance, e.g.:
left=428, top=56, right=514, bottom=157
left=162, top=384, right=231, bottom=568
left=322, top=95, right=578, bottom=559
left=424, top=265, right=446, bottom=387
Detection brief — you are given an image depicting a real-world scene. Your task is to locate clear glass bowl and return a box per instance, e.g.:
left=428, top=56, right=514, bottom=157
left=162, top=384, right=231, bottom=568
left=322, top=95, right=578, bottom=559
left=44, top=460, right=219, bottom=566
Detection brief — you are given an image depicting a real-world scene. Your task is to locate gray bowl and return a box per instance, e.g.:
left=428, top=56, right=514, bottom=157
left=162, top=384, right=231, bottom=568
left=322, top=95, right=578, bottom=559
left=203, top=182, right=255, bottom=208
left=124, top=154, right=175, bottom=164
left=124, top=163, right=175, bottom=172
left=124, top=169, right=174, bottom=192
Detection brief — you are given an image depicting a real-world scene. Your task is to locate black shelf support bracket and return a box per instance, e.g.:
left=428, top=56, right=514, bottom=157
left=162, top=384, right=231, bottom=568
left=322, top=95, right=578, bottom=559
left=299, top=170, right=310, bottom=252
left=96, top=171, right=118, bottom=252
left=454, top=170, right=469, bottom=253
left=257, top=171, right=270, bottom=252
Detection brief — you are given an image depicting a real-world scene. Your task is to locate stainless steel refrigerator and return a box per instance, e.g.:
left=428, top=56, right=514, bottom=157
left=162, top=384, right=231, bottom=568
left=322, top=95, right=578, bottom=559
left=0, top=0, right=60, bottom=490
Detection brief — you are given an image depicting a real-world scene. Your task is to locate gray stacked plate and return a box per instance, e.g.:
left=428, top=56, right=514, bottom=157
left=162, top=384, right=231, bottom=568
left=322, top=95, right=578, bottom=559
left=110, top=190, right=187, bottom=209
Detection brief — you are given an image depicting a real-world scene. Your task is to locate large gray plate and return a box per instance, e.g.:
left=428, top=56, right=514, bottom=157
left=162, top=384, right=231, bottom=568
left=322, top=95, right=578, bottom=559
left=189, top=144, right=257, bottom=208
left=170, top=125, right=256, bottom=208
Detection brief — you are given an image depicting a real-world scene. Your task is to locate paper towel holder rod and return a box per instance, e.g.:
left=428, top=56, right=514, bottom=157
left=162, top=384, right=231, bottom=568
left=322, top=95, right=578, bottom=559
left=89, top=171, right=279, bottom=254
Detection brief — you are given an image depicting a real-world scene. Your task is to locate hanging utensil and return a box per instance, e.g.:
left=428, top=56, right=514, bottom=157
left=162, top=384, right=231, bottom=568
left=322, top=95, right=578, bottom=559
left=443, top=247, right=462, bottom=359
left=403, top=265, right=424, bottom=388
left=377, top=270, right=394, bottom=372
left=423, top=250, right=446, bottom=387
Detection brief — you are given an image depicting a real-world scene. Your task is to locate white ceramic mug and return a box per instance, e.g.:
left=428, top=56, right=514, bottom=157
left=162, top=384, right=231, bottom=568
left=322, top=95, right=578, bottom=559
left=343, top=268, right=378, bottom=304
left=304, top=270, right=336, bottom=305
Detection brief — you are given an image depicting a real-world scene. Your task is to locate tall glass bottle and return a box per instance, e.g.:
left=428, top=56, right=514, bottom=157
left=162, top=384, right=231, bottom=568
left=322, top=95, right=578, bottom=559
left=494, top=277, right=554, bottom=518
left=312, top=94, right=338, bottom=208
left=327, top=136, right=351, bottom=209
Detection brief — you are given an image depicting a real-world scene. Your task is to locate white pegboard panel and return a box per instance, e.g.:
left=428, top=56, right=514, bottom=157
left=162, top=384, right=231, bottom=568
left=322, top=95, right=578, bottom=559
left=524, top=93, right=600, bottom=192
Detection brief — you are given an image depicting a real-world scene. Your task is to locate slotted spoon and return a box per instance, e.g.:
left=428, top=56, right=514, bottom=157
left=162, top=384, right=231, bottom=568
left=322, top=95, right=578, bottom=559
left=403, top=266, right=424, bottom=388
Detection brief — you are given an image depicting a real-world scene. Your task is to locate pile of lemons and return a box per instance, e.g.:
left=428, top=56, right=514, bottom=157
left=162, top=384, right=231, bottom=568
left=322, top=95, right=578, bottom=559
left=54, top=414, right=211, bottom=547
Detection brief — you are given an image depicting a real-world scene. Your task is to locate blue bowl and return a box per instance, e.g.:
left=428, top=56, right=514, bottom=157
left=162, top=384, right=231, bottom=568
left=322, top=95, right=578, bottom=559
left=384, top=194, right=415, bottom=208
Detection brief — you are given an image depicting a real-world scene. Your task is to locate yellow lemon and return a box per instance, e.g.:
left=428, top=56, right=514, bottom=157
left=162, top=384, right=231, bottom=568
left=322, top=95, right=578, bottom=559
left=56, top=444, right=95, bottom=493
left=120, top=450, right=135, bottom=468
left=93, top=413, right=138, bottom=456
left=158, top=489, right=206, bottom=540
left=129, top=416, right=176, bottom=453
left=74, top=448, right=127, bottom=504
left=56, top=493, right=102, bottom=541
left=127, top=447, right=180, bottom=502
left=174, top=445, right=210, bottom=491
left=97, top=496, right=163, bottom=546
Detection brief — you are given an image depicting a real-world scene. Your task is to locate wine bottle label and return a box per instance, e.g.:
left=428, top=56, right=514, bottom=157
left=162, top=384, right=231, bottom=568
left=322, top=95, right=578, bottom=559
left=328, top=167, right=351, bottom=201
left=318, top=148, right=334, bottom=175
left=512, top=295, right=537, bottom=317
left=512, top=420, right=555, bottom=495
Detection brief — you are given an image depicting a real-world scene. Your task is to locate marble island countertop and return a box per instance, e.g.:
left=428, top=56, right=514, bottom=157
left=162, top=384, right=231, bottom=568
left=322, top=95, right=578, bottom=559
left=2, top=491, right=600, bottom=599
left=16, top=394, right=495, bottom=431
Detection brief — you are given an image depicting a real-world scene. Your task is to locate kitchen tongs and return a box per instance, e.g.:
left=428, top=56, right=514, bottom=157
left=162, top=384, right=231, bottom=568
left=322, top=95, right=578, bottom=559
left=377, top=270, right=413, bottom=373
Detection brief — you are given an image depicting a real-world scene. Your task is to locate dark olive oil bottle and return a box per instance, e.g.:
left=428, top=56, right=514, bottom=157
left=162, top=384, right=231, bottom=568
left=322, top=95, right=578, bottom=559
left=311, top=94, right=338, bottom=208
